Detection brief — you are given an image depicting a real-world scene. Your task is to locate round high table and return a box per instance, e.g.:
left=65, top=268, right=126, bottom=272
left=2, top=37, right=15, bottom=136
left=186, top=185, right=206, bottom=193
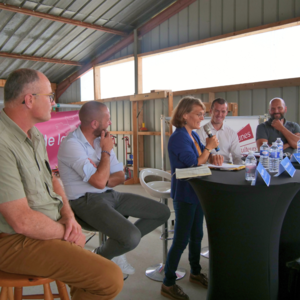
left=188, top=169, right=300, bottom=300
left=279, top=170, right=300, bottom=299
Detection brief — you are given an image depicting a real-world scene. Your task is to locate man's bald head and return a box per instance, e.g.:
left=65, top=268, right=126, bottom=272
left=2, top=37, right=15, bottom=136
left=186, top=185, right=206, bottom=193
left=79, top=101, right=108, bottom=128
left=269, top=97, right=286, bottom=108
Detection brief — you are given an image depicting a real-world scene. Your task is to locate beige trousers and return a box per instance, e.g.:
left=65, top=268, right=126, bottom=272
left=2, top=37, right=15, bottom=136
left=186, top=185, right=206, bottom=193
left=0, top=234, right=123, bottom=300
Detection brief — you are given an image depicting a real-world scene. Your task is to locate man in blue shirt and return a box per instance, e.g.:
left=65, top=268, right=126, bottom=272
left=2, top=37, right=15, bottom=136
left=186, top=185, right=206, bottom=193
left=58, top=101, right=170, bottom=275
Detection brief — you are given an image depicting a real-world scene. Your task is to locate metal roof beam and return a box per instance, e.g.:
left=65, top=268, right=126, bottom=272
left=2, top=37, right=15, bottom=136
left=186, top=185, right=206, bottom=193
left=0, top=52, right=82, bottom=66
left=56, top=0, right=197, bottom=98
left=0, top=3, right=127, bottom=37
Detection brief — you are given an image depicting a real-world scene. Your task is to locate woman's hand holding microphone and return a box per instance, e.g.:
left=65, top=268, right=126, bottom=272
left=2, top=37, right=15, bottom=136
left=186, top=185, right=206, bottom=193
left=206, top=136, right=224, bottom=166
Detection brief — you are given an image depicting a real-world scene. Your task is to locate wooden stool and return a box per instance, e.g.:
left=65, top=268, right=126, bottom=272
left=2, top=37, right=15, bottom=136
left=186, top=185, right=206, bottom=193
left=0, top=270, right=69, bottom=300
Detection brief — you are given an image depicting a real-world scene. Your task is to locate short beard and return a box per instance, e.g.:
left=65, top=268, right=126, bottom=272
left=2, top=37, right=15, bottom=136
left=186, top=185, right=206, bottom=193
left=93, top=127, right=105, bottom=137
left=270, top=113, right=284, bottom=121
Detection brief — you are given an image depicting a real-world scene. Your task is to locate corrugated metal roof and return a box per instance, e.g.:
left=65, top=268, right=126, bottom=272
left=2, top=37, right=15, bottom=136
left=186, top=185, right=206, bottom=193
left=0, top=0, right=175, bottom=82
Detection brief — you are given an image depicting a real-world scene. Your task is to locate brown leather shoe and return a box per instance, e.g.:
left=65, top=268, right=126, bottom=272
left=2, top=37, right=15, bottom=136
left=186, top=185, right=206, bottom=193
left=161, top=283, right=189, bottom=300
left=189, top=273, right=208, bottom=288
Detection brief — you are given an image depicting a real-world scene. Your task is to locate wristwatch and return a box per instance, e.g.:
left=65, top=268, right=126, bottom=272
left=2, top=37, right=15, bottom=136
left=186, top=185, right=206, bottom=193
left=205, top=147, right=212, bottom=153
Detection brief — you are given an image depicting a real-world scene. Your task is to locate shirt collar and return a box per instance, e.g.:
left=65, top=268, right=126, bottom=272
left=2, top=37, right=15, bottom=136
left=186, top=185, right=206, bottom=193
left=0, top=109, right=38, bottom=144
left=74, top=126, right=100, bottom=148
left=74, top=126, right=90, bottom=145
left=208, top=120, right=224, bottom=131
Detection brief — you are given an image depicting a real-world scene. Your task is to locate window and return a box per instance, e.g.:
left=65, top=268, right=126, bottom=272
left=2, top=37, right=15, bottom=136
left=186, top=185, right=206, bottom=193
left=100, top=59, right=134, bottom=98
left=142, top=25, right=300, bottom=93
left=80, top=70, right=94, bottom=101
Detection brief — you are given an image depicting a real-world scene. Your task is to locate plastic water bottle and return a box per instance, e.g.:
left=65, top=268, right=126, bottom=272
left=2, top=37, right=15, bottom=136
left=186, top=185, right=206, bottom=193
left=228, top=153, right=233, bottom=164
left=276, top=138, right=283, bottom=162
left=245, top=151, right=257, bottom=181
left=259, top=142, right=269, bottom=169
left=297, top=140, right=300, bottom=153
left=269, top=142, right=279, bottom=173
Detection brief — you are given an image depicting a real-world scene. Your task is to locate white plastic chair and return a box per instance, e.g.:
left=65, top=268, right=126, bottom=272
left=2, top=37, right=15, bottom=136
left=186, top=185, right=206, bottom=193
left=139, top=168, right=186, bottom=282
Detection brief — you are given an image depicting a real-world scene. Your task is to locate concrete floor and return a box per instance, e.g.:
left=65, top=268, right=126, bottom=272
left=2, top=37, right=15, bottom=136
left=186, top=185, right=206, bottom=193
left=5, top=183, right=209, bottom=300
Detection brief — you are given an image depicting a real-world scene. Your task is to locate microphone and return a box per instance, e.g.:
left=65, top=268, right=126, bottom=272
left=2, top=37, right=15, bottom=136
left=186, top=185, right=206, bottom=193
left=203, top=123, right=220, bottom=152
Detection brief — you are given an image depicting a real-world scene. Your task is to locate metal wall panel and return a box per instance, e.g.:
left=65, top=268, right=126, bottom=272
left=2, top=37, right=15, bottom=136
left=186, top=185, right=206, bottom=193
left=297, top=0, right=300, bottom=15
left=58, top=79, right=81, bottom=112
left=160, top=20, right=169, bottom=50
left=105, top=44, right=133, bottom=61
left=223, top=0, right=235, bottom=34
left=239, top=90, right=253, bottom=116
left=101, top=100, right=132, bottom=165
left=235, top=0, right=248, bottom=31
left=252, top=89, right=267, bottom=115
left=0, top=87, right=3, bottom=101
left=249, top=0, right=263, bottom=28
left=143, top=99, right=156, bottom=168
left=211, top=0, right=222, bottom=36
left=264, top=0, right=278, bottom=24
left=178, top=8, right=189, bottom=45
left=137, top=0, right=300, bottom=53
left=283, top=87, right=299, bottom=122
left=69, top=0, right=300, bottom=171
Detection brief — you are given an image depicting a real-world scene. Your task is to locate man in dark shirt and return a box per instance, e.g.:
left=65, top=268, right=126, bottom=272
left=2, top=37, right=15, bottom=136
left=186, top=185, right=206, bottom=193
left=256, top=97, right=300, bottom=154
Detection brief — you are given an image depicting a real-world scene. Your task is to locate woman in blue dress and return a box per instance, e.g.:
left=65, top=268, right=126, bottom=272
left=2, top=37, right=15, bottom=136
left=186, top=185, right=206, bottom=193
left=161, top=97, right=223, bottom=300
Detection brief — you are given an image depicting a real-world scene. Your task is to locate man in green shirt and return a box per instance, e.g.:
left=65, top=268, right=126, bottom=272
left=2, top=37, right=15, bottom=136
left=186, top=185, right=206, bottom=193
left=0, top=69, right=123, bottom=300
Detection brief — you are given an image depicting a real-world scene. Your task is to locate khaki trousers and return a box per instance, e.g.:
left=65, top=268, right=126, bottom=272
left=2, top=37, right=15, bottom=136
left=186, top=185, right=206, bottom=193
left=0, top=234, right=123, bottom=300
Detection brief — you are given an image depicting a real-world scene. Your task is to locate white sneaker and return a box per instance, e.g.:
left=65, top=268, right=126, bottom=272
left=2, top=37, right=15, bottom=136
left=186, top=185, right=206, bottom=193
left=91, top=247, right=99, bottom=254
left=111, top=254, right=135, bottom=275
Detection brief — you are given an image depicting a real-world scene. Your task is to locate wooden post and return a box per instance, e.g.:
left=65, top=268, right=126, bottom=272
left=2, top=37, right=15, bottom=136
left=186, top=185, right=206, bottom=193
left=0, top=79, right=6, bottom=87
left=132, top=101, right=139, bottom=183
left=138, top=101, right=144, bottom=168
left=137, top=56, right=144, bottom=168
left=208, top=92, right=215, bottom=103
left=231, top=103, right=238, bottom=116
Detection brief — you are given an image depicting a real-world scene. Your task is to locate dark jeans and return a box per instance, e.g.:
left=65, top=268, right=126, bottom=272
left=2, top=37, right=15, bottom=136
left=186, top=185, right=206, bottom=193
left=163, top=201, right=204, bottom=286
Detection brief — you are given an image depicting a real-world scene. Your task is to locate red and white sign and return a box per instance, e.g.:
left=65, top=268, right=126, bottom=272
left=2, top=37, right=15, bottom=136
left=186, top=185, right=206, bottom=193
left=36, top=111, right=80, bottom=169
left=237, top=123, right=257, bottom=153
left=238, top=124, right=254, bottom=143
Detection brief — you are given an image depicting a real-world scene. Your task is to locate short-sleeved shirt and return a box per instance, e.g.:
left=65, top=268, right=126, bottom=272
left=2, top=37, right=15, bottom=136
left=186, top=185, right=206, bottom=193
left=0, top=110, right=63, bottom=234
left=57, top=126, right=123, bottom=200
left=256, top=118, right=300, bottom=154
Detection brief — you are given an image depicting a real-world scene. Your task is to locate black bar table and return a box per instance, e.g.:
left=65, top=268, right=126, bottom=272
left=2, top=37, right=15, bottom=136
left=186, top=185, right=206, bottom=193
left=279, top=180, right=300, bottom=299
left=188, top=169, right=300, bottom=300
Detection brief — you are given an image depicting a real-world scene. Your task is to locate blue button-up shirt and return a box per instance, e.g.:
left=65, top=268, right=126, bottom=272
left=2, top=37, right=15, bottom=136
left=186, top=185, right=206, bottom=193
left=57, top=126, right=123, bottom=200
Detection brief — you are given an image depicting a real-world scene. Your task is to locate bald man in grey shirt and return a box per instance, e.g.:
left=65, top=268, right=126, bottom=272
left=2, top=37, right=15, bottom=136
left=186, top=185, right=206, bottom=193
left=256, top=97, right=300, bottom=155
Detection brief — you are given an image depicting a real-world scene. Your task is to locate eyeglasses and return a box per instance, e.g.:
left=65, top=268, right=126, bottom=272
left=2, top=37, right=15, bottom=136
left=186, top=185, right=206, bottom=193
left=22, top=93, right=55, bottom=104
left=195, top=113, right=206, bottom=118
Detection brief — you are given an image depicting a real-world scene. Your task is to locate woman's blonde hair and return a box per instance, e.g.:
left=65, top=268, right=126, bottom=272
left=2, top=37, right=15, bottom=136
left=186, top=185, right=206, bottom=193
left=171, top=96, right=205, bottom=128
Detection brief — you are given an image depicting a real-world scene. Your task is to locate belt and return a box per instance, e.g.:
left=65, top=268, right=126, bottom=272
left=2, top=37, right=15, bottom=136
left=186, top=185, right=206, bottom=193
left=0, top=233, right=11, bottom=239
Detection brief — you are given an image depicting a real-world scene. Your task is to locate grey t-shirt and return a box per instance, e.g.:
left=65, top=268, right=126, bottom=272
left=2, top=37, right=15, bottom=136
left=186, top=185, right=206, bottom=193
left=256, top=118, right=300, bottom=154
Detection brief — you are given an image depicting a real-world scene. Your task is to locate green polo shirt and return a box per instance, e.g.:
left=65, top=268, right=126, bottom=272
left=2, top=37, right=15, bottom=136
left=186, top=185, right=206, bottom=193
left=0, top=110, right=63, bottom=234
